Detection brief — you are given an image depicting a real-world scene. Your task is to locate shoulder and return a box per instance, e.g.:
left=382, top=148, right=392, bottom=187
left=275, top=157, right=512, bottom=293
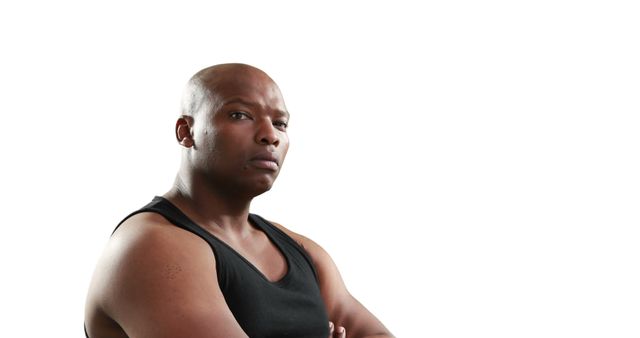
left=86, top=212, right=246, bottom=337
left=87, top=211, right=214, bottom=315
left=266, top=220, right=329, bottom=261
left=101, top=212, right=215, bottom=295
left=110, top=211, right=209, bottom=256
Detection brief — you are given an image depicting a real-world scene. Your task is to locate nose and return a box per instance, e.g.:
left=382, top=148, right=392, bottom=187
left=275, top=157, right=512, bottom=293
left=255, top=120, right=280, bottom=147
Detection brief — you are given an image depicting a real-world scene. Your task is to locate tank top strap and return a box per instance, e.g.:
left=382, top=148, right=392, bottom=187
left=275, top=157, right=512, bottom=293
left=248, top=214, right=320, bottom=283
left=112, top=196, right=219, bottom=245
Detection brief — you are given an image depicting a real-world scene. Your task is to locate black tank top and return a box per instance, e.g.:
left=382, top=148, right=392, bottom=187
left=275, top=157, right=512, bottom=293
left=112, top=196, right=330, bottom=338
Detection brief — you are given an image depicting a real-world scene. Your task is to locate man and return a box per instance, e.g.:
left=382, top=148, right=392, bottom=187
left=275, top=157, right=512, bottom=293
left=85, top=63, right=393, bottom=338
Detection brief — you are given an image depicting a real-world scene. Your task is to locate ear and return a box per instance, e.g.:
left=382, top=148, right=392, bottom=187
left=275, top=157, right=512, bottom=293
left=175, top=116, right=194, bottom=148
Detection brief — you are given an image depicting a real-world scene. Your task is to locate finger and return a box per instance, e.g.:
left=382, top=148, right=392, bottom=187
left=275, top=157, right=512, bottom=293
left=328, top=321, right=334, bottom=337
left=336, top=325, right=346, bottom=338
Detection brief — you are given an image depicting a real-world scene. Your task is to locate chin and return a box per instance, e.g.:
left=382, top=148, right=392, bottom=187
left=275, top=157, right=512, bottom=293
left=244, top=176, right=276, bottom=198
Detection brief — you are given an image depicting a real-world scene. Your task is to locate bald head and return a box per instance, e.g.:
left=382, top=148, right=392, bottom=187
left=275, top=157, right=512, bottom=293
left=181, top=63, right=284, bottom=118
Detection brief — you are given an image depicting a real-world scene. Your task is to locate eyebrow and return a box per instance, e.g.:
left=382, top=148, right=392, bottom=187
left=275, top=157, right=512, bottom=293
left=223, top=97, right=290, bottom=119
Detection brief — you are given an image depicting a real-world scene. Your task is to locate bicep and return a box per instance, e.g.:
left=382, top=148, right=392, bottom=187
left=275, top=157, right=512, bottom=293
left=100, top=220, right=248, bottom=338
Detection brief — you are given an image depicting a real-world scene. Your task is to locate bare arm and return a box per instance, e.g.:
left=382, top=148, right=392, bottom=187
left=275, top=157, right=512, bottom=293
left=86, top=213, right=248, bottom=338
left=273, top=223, right=394, bottom=338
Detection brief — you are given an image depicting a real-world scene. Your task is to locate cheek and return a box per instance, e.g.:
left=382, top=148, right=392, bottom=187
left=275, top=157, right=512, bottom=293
left=280, top=134, right=290, bottom=152
left=211, top=129, right=251, bottom=161
left=193, top=127, right=221, bottom=166
left=199, top=126, right=221, bottom=150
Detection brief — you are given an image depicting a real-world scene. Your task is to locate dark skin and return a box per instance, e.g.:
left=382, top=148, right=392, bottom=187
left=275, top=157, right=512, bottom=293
left=85, top=63, right=393, bottom=338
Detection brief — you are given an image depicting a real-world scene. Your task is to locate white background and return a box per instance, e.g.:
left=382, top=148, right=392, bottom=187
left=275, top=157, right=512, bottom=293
left=1, top=1, right=639, bottom=337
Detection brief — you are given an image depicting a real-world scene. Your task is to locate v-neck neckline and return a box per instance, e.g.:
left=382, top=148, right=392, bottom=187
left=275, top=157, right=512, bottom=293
left=155, top=196, right=292, bottom=285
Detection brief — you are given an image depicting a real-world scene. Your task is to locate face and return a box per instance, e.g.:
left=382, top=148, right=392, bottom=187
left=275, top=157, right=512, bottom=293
left=186, top=66, right=290, bottom=197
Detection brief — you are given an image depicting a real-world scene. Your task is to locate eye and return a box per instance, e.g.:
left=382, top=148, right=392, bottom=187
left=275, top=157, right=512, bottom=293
left=273, top=120, right=288, bottom=130
left=230, top=111, right=251, bottom=120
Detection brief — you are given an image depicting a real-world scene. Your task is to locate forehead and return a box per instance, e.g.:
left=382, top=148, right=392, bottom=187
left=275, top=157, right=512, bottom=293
left=203, top=67, right=287, bottom=114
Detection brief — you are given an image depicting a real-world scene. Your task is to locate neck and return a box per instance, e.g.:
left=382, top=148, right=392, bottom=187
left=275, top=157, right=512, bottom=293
left=163, top=171, right=253, bottom=234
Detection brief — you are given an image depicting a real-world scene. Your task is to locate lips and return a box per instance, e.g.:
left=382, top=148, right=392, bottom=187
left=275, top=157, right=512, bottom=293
left=249, top=152, right=279, bottom=171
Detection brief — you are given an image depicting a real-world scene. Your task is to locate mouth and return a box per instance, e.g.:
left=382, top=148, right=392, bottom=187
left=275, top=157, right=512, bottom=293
left=249, top=153, right=279, bottom=171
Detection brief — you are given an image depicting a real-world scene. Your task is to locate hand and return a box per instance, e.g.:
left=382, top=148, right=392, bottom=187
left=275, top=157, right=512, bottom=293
left=329, top=321, right=346, bottom=338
